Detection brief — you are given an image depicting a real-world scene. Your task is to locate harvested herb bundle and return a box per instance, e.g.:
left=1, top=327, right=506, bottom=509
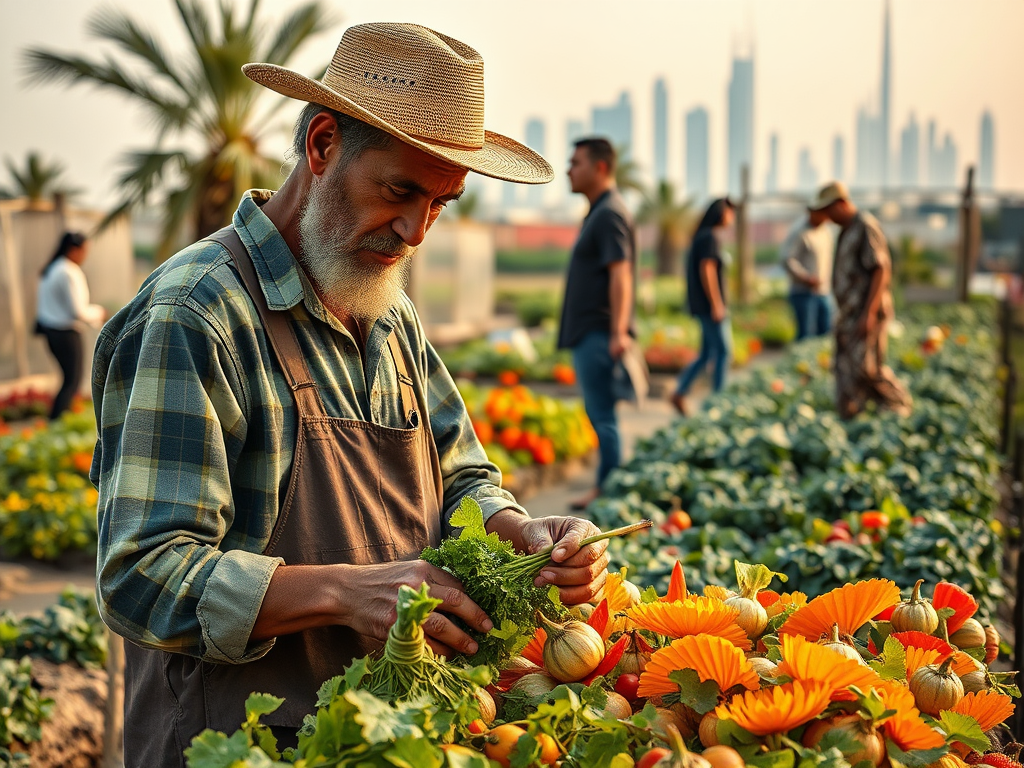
left=421, top=498, right=651, bottom=668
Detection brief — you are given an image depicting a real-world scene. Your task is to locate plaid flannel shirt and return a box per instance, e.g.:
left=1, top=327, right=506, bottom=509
left=90, top=191, right=525, bottom=664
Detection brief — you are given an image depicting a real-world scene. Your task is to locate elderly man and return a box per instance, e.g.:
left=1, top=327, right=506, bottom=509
left=814, top=181, right=912, bottom=418
left=91, top=23, right=610, bottom=765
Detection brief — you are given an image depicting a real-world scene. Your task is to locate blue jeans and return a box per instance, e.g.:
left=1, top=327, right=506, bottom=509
left=675, top=315, right=732, bottom=395
left=572, top=331, right=621, bottom=487
left=789, top=293, right=834, bottom=340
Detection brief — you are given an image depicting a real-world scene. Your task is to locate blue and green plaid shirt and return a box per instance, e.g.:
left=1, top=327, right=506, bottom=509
left=90, top=191, right=525, bottom=664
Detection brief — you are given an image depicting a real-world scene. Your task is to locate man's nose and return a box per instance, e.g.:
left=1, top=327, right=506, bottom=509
left=392, top=203, right=431, bottom=247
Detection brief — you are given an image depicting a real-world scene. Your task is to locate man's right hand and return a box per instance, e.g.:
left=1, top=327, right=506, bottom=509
left=335, top=560, right=493, bottom=658
left=711, top=303, right=727, bottom=323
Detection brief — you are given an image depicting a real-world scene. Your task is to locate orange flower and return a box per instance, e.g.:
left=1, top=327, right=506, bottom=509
left=765, top=591, right=808, bottom=620
left=626, top=597, right=751, bottom=650
left=949, top=691, right=1016, bottom=732
left=905, top=647, right=944, bottom=679
left=887, top=631, right=953, bottom=656
left=522, top=627, right=546, bottom=667
left=639, top=634, right=759, bottom=697
left=604, top=571, right=638, bottom=614
left=780, top=579, right=901, bottom=640
left=776, top=634, right=881, bottom=701
left=949, top=651, right=980, bottom=677
left=715, top=681, right=832, bottom=736
left=932, top=582, right=978, bottom=636
left=875, top=682, right=945, bottom=750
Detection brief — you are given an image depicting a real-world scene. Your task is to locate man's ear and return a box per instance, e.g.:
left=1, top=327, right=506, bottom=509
left=305, top=112, right=339, bottom=177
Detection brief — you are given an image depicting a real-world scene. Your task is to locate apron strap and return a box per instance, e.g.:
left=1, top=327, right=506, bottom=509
left=206, top=227, right=323, bottom=415
left=386, top=330, right=417, bottom=426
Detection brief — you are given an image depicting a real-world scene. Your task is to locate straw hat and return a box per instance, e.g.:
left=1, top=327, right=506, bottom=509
left=809, top=180, right=850, bottom=211
left=243, top=22, right=553, bottom=185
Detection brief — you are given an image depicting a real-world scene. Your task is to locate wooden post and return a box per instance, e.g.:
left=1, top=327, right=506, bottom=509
left=102, top=631, right=125, bottom=768
left=956, top=166, right=981, bottom=303
left=735, top=164, right=754, bottom=305
left=0, top=202, right=30, bottom=378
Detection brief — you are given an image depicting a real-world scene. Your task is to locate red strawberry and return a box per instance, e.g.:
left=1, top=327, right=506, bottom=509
left=979, top=754, right=1024, bottom=768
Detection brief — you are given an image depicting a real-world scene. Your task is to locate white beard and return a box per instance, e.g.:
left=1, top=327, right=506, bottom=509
left=297, top=171, right=414, bottom=321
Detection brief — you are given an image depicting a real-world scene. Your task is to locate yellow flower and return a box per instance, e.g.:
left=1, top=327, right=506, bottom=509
left=715, top=681, right=832, bottom=736
left=626, top=597, right=751, bottom=650
left=638, top=634, right=759, bottom=697
left=949, top=691, right=1015, bottom=733
left=780, top=579, right=901, bottom=640
left=904, top=647, right=944, bottom=679
left=776, top=634, right=881, bottom=701
left=875, top=681, right=945, bottom=751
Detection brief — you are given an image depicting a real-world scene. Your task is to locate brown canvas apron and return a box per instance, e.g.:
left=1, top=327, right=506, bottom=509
left=121, top=227, right=444, bottom=766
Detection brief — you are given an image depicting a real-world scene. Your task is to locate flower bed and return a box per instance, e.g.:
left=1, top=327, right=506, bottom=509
left=587, top=302, right=1006, bottom=618
left=0, top=410, right=98, bottom=561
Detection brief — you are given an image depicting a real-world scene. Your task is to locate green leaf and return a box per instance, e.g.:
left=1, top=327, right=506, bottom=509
left=183, top=729, right=253, bottom=768
left=451, top=497, right=487, bottom=539
left=547, top=584, right=564, bottom=613
left=509, top=732, right=539, bottom=768
left=746, top=749, right=796, bottom=768
left=342, top=657, right=371, bottom=694
left=868, top=637, right=907, bottom=680
left=961, top=645, right=987, bottom=662
left=640, top=586, right=660, bottom=604
left=667, top=668, right=722, bottom=715
left=244, top=693, right=284, bottom=720
left=442, top=746, right=493, bottom=768
left=384, top=734, right=445, bottom=768
left=575, top=728, right=632, bottom=768
left=937, top=711, right=990, bottom=752
left=818, top=727, right=868, bottom=757
left=716, top=716, right=761, bottom=747
left=735, top=560, right=788, bottom=598
left=885, top=737, right=948, bottom=768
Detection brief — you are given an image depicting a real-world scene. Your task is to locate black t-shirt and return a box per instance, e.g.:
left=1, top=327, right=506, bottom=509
left=685, top=228, right=726, bottom=317
left=557, top=190, right=636, bottom=349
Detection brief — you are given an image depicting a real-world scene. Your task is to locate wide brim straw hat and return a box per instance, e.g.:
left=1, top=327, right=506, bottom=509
left=809, top=180, right=851, bottom=211
left=243, top=22, right=553, bottom=185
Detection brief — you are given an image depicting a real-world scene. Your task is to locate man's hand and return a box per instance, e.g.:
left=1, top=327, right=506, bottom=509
left=711, top=303, right=727, bottom=323
left=804, top=275, right=822, bottom=290
left=609, top=331, right=630, bottom=360
left=858, top=311, right=877, bottom=336
left=335, top=560, right=493, bottom=658
left=522, top=517, right=609, bottom=605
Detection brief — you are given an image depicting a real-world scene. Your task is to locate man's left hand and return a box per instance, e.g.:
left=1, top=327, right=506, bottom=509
left=859, top=311, right=877, bottom=336
left=487, top=511, right=609, bottom=605
left=609, top=332, right=630, bottom=360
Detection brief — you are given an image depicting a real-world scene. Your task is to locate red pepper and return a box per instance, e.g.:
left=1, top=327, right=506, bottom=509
left=587, top=599, right=610, bottom=638
left=582, top=635, right=629, bottom=686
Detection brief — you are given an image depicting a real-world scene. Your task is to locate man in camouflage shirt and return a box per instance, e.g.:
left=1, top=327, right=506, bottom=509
left=813, top=182, right=912, bottom=418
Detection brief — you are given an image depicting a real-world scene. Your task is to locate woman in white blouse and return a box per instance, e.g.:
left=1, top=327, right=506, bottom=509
left=35, top=232, right=106, bottom=419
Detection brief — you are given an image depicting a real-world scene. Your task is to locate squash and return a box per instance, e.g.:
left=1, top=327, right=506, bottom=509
left=909, top=657, right=965, bottom=716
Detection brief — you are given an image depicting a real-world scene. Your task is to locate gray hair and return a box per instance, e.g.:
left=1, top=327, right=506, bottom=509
left=291, top=103, right=393, bottom=165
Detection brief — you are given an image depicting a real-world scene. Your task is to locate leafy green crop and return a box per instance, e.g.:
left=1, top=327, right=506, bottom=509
left=0, top=589, right=107, bottom=669
left=0, top=657, right=54, bottom=752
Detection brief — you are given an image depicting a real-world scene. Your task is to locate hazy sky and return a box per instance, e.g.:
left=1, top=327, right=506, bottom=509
left=1, top=0, right=1021, bottom=209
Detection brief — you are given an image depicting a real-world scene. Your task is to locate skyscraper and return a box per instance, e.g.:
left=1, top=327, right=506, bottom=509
left=653, top=78, right=669, bottom=183
left=979, top=111, right=995, bottom=189
left=524, top=118, right=546, bottom=207
left=856, top=106, right=881, bottom=187
left=797, top=147, right=818, bottom=193
left=765, top=133, right=779, bottom=194
left=899, top=113, right=920, bottom=187
left=879, top=0, right=892, bottom=186
left=592, top=92, right=633, bottom=158
left=566, top=119, right=587, bottom=149
left=685, top=107, right=709, bottom=202
left=833, top=135, right=845, bottom=182
left=927, top=120, right=958, bottom=188
left=727, top=54, right=754, bottom=196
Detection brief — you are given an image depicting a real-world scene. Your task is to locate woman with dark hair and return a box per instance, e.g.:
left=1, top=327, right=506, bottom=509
left=671, top=198, right=735, bottom=414
left=35, top=232, right=106, bottom=419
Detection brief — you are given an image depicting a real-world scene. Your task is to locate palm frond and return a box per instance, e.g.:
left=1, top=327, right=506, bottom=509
left=23, top=50, right=192, bottom=131
left=158, top=183, right=202, bottom=262
left=88, top=8, right=189, bottom=93
left=260, top=2, right=333, bottom=66
left=174, top=0, right=212, bottom=51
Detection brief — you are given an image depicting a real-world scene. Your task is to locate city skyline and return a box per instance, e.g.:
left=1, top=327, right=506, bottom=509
left=1, top=0, right=1020, bottom=210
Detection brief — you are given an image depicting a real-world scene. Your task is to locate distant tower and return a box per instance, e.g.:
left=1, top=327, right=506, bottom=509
left=764, top=133, right=779, bottom=194
left=833, top=135, right=845, bottom=182
left=797, top=147, right=818, bottom=192
left=653, top=78, right=669, bottom=183
left=685, top=107, right=710, bottom=202
left=979, top=111, right=995, bottom=189
left=727, top=53, right=755, bottom=196
left=879, top=0, right=892, bottom=186
left=525, top=118, right=546, bottom=208
left=899, top=113, right=920, bottom=187
left=592, top=92, right=633, bottom=158
left=856, top=105, right=879, bottom=188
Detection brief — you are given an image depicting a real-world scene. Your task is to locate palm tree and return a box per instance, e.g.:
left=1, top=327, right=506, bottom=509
left=638, top=180, right=695, bottom=277
left=0, top=151, right=82, bottom=205
left=613, top=147, right=645, bottom=196
left=24, top=0, right=334, bottom=261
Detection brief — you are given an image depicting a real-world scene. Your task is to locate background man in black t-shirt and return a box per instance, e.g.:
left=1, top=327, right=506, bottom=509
left=557, top=138, right=637, bottom=509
